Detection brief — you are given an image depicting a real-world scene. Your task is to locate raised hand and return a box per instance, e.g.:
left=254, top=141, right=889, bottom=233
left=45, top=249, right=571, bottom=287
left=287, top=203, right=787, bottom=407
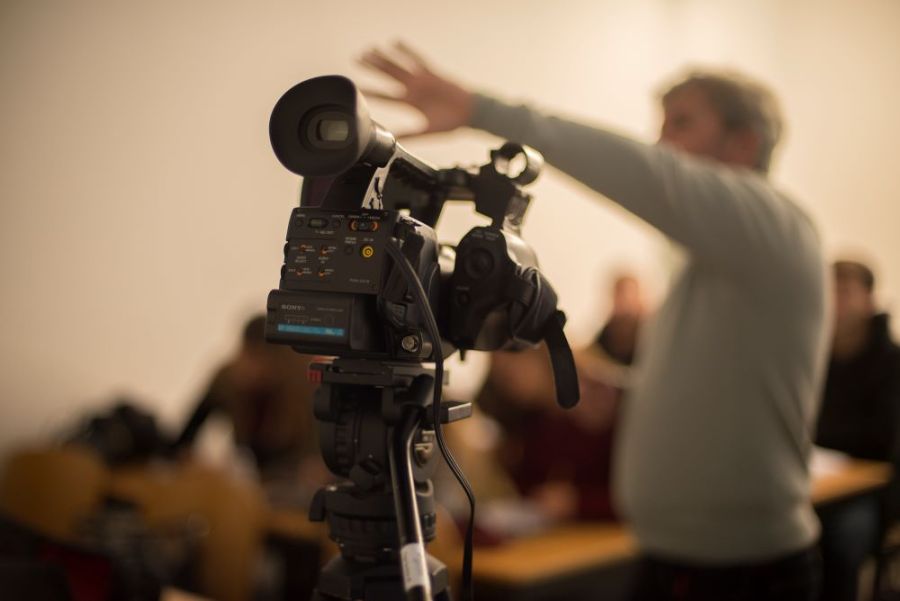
left=359, top=42, right=474, bottom=137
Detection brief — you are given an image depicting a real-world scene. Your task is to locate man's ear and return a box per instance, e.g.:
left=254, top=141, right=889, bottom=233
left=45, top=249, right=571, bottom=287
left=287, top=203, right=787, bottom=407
left=724, top=128, right=762, bottom=169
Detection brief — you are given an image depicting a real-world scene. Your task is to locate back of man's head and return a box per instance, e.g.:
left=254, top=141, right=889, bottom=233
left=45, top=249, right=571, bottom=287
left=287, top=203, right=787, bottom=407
left=833, top=260, right=876, bottom=293
left=242, top=314, right=268, bottom=347
left=662, top=70, right=783, bottom=172
left=832, top=260, right=877, bottom=331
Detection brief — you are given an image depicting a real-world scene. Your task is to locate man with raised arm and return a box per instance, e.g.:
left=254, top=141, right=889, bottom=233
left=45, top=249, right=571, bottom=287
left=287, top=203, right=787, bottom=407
left=360, top=43, right=828, bottom=600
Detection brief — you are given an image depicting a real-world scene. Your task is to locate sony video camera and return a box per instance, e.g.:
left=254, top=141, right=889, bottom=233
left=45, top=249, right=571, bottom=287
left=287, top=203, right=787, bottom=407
left=264, top=75, right=576, bottom=406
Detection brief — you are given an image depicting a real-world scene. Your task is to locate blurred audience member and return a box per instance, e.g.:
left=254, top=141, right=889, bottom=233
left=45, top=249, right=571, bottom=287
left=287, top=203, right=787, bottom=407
left=594, top=273, right=647, bottom=366
left=66, top=398, right=170, bottom=466
left=476, top=346, right=558, bottom=467
left=430, top=406, right=521, bottom=543
left=172, top=315, right=324, bottom=487
left=513, top=365, right=621, bottom=523
left=476, top=346, right=620, bottom=526
left=816, top=260, right=900, bottom=601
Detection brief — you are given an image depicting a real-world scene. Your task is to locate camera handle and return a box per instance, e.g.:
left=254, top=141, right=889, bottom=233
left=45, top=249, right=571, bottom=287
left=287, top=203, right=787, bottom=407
left=505, top=267, right=580, bottom=410
left=543, top=309, right=580, bottom=409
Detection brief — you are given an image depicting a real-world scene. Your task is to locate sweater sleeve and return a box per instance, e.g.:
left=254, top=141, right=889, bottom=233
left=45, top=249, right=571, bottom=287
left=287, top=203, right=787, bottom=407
left=469, top=94, right=812, bottom=278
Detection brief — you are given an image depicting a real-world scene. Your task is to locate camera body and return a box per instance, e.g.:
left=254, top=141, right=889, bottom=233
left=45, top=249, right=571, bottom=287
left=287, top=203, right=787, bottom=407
left=265, top=75, right=558, bottom=363
left=266, top=206, right=441, bottom=360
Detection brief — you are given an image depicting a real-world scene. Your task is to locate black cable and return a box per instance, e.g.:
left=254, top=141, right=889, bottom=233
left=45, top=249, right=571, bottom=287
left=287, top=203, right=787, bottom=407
left=387, top=239, right=476, bottom=601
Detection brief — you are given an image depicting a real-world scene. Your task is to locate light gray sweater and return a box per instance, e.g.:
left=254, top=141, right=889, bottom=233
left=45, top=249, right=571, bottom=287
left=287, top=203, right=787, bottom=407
left=470, top=94, right=829, bottom=563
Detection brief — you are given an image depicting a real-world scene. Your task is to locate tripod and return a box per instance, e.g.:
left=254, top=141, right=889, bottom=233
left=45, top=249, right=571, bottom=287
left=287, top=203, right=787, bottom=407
left=307, top=358, right=471, bottom=601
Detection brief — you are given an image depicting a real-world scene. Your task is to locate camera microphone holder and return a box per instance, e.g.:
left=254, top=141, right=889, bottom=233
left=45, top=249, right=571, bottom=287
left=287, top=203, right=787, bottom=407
left=307, top=358, right=471, bottom=601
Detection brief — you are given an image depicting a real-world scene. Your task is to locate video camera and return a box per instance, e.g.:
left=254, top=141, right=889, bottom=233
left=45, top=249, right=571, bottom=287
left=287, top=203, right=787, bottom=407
left=263, top=75, right=577, bottom=601
left=265, top=75, right=576, bottom=398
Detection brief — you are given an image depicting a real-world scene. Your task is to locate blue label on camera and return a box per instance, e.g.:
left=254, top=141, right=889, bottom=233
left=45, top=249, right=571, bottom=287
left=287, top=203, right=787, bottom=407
left=278, top=324, right=346, bottom=337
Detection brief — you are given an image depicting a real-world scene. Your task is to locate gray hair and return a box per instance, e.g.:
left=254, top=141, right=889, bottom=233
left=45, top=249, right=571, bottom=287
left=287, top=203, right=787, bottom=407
left=661, top=70, right=784, bottom=173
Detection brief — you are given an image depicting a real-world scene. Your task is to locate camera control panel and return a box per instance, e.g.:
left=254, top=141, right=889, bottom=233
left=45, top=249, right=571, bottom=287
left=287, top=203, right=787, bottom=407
left=267, top=207, right=399, bottom=350
left=279, top=207, right=396, bottom=295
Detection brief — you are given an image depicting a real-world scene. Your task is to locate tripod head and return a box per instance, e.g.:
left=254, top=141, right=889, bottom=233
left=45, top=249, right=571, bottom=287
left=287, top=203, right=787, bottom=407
left=305, top=359, right=468, bottom=600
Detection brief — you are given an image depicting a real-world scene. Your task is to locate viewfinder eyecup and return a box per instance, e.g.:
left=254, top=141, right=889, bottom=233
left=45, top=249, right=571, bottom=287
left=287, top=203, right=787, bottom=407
left=269, top=75, right=394, bottom=177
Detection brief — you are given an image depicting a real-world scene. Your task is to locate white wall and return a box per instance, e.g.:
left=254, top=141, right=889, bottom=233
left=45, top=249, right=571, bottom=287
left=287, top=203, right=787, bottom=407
left=2, top=0, right=899, bottom=455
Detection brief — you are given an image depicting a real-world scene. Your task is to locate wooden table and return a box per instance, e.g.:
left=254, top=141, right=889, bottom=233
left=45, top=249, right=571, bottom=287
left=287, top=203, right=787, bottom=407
left=161, top=588, right=210, bottom=601
left=465, top=459, right=892, bottom=601
left=812, top=459, right=892, bottom=507
left=259, top=459, right=892, bottom=600
left=468, top=522, right=637, bottom=600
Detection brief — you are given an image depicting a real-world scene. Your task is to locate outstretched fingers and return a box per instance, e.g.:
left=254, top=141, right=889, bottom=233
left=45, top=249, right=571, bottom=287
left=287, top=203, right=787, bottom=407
left=392, top=40, right=430, bottom=71
left=359, top=48, right=413, bottom=84
left=357, top=87, right=430, bottom=137
left=357, top=44, right=468, bottom=137
left=358, top=87, right=405, bottom=103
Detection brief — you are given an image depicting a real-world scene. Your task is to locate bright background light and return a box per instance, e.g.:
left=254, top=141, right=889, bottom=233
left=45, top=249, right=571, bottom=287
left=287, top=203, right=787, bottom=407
left=1, top=0, right=898, bottom=455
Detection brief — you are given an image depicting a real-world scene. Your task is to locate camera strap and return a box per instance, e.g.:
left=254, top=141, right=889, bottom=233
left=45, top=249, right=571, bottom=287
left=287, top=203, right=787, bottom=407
left=543, top=310, right=580, bottom=409
left=506, top=270, right=580, bottom=410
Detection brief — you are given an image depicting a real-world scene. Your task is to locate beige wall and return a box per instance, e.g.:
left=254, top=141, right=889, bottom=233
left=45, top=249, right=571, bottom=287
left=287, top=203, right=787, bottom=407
left=2, top=0, right=898, bottom=455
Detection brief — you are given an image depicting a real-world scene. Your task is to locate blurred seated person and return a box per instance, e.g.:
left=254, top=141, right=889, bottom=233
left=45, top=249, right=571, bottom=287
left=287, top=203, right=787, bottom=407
left=592, top=273, right=647, bottom=366
left=815, top=259, right=900, bottom=601
left=172, top=315, right=325, bottom=489
left=430, top=406, right=522, bottom=543
left=476, top=345, right=621, bottom=525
